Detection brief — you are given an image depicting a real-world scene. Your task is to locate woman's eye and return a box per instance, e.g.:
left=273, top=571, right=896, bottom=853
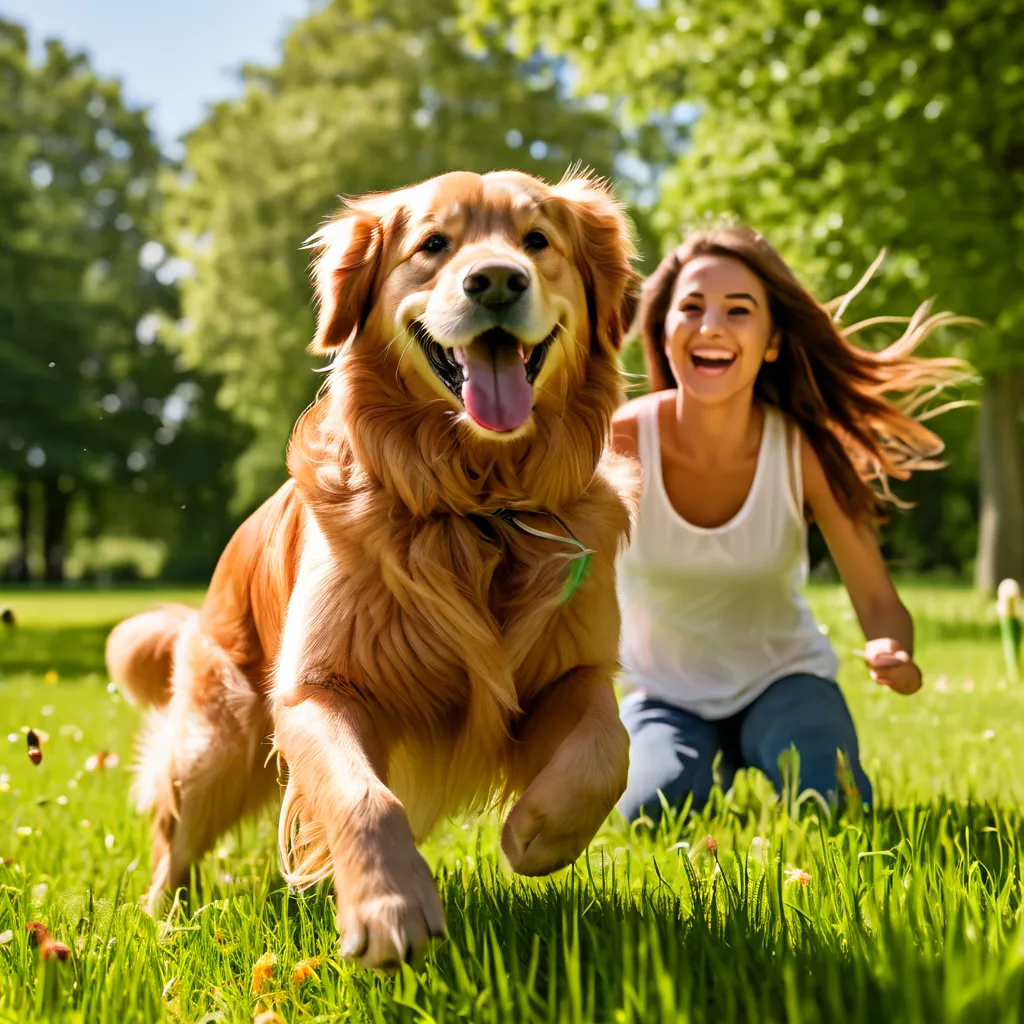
left=420, top=234, right=450, bottom=254
left=524, top=230, right=549, bottom=251
left=729, top=306, right=751, bottom=316
left=681, top=303, right=702, bottom=313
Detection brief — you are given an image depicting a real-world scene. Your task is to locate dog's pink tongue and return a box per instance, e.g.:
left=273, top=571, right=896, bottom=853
left=455, top=339, right=533, bottom=432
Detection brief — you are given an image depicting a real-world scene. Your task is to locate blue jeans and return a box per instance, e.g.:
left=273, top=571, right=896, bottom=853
left=617, top=673, right=872, bottom=824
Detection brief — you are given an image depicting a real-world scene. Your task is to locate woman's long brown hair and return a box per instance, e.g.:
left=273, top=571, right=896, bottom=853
left=638, top=224, right=974, bottom=523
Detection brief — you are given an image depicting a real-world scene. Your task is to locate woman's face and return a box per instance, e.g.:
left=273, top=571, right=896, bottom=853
left=663, top=254, right=780, bottom=405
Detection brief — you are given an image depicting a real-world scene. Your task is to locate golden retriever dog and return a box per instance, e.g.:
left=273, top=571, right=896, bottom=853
left=105, top=169, right=639, bottom=969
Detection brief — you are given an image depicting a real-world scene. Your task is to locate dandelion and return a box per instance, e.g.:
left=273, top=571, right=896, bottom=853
left=688, top=834, right=719, bottom=865
left=251, top=951, right=277, bottom=994
left=85, top=751, right=119, bottom=772
left=784, top=867, right=812, bottom=887
left=16, top=826, right=33, bottom=838
left=293, top=956, right=320, bottom=985
left=26, top=921, right=71, bottom=962
left=983, top=730, right=995, bottom=740
left=0, top=782, right=10, bottom=794
left=44, top=671, right=58, bottom=685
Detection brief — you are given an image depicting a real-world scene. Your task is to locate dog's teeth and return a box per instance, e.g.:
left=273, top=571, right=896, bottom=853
left=518, top=343, right=526, bottom=363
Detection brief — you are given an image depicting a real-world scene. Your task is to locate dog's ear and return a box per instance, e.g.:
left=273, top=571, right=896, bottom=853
left=306, top=203, right=384, bottom=354
left=547, top=170, right=640, bottom=354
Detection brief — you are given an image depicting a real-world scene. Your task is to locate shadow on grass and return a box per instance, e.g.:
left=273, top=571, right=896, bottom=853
left=0, top=622, right=113, bottom=679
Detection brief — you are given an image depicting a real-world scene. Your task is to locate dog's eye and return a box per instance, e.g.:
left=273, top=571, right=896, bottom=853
left=523, top=231, right=549, bottom=252
left=419, top=234, right=450, bottom=255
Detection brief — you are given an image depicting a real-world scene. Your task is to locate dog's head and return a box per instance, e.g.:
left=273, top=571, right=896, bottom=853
left=299, top=170, right=638, bottom=512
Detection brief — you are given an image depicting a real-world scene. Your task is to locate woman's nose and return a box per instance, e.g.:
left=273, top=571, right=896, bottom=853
left=699, top=310, right=725, bottom=335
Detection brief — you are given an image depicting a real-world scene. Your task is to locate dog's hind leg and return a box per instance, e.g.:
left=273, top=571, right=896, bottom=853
left=134, top=620, right=277, bottom=915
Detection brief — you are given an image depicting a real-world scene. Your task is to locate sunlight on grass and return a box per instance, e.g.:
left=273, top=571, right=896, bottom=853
left=0, top=585, right=1022, bottom=1022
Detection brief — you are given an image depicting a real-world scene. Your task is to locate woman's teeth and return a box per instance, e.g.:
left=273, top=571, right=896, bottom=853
left=690, top=348, right=737, bottom=375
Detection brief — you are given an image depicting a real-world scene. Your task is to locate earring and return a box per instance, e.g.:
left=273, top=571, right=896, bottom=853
left=764, top=349, right=779, bottom=363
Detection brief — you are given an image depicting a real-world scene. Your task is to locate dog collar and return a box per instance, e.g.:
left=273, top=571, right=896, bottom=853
left=490, top=508, right=594, bottom=607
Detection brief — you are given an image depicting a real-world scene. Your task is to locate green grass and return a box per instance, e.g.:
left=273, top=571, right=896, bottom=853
left=0, top=583, right=1023, bottom=1023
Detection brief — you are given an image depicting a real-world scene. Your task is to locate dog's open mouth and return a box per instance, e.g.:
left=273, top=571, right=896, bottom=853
left=411, top=321, right=558, bottom=433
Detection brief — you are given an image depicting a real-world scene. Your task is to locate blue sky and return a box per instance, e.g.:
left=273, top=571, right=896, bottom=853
left=1, top=0, right=315, bottom=153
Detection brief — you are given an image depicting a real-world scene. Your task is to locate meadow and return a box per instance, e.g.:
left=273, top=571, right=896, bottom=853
left=0, top=584, right=1022, bottom=1023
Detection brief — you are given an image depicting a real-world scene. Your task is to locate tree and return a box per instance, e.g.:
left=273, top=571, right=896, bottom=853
left=167, top=0, right=630, bottom=511
left=466, top=0, right=1023, bottom=586
left=0, top=19, right=243, bottom=581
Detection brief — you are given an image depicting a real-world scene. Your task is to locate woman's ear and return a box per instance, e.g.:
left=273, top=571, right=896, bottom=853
left=764, top=327, right=783, bottom=363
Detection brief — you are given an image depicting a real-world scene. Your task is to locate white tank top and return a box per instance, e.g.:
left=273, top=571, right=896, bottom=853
left=616, top=400, right=838, bottom=719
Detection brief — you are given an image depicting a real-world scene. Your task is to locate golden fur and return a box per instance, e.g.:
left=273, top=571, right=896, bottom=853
left=106, top=169, right=640, bottom=969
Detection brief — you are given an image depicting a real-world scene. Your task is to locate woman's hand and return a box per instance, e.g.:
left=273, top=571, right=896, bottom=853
left=801, top=436, right=921, bottom=698
left=862, top=638, right=923, bottom=695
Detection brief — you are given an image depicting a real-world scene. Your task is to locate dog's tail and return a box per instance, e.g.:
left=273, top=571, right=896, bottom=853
left=105, top=604, right=197, bottom=709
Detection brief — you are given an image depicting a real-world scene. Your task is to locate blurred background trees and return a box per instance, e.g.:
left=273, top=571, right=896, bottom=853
left=0, top=18, right=245, bottom=583
left=2, top=0, right=1020, bottom=588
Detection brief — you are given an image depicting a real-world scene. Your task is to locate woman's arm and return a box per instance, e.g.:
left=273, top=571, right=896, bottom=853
left=801, top=434, right=922, bottom=695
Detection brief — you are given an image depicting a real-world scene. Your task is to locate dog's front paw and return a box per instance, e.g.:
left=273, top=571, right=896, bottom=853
left=501, top=733, right=628, bottom=877
left=501, top=782, right=618, bottom=877
left=335, top=845, right=447, bottom=971
left=501, top=810, right=590, bottom=877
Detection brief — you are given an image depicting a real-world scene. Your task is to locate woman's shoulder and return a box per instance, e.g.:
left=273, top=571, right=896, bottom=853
left=765, top=406, right=829, bottom=513
left=611, top=391, right=669, bottom=459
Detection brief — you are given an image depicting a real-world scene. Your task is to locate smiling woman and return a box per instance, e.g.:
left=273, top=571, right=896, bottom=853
left=611, top=222, right=973, bottom=828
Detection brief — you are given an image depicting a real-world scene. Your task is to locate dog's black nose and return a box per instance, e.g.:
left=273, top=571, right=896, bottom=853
left=462, top=262, right=530, bottom=310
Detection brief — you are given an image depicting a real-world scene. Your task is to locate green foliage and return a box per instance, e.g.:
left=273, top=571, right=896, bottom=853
left=0, top=20, right=247, bottom=581
left=0, top=22, right=170, bottom=486
left=463, top=1, right=1023, bottom=364
left=167, top=0, right=628, bottom=510
left=1, top=585, right=1023, bottom=1021
left=464, top=0, right=1024, bottom=576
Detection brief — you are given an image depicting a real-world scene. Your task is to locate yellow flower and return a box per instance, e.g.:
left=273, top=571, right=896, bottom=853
left=293, top=956, right=320, bottom=985
left=251, top=951, right=277, bottom=994
left=44, top=671, right=58, bottom=684
left=16, top=826, right=33, bottom=838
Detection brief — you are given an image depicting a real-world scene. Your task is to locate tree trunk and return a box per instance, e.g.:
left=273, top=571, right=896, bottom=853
left=42, top=477, right=72, bottom=584
left=975, top=368, right=1024, bottom=591
left=8, top=476, right=32, bottom=582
